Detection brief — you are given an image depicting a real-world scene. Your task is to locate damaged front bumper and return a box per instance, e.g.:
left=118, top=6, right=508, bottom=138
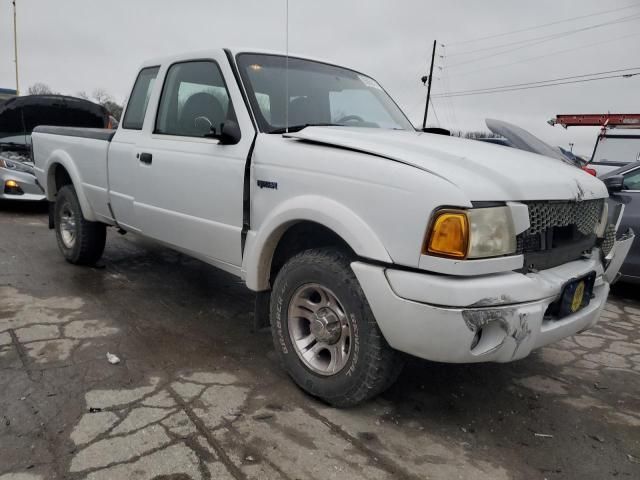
left=352, top=237, right=632, bottom=363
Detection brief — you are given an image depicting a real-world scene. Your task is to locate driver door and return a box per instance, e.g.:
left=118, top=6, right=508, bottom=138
left=134, top=56, right=254, bottom=270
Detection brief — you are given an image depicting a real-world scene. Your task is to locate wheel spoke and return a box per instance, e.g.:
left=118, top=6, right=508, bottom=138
left=290, top=305, right=315, bottom=321
left=302, top=342, right=325, bottom=362
left=318, top=288, right=335, bottom=309
left=327, top=344, right=347, bottom=374
left=296, top=333, right=316, bottom=351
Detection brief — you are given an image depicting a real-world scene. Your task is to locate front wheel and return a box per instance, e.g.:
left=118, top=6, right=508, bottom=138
left=54, top=185, right=106, bottom=265
left=270, top=248, right=403, bottom=407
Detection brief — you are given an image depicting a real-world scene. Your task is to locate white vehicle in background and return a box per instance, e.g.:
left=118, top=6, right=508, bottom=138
left=31, top=49, right=633, bottom=407
left=589, top=129, right=640, bottom=176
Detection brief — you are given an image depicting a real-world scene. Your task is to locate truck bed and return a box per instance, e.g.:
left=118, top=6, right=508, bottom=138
left=32, top=126, right=116, bottom=224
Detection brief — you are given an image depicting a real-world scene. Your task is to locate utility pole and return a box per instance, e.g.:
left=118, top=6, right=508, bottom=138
left=12, top=0, right=20, bottom=96
left=421, top=39, right=437, bottom=130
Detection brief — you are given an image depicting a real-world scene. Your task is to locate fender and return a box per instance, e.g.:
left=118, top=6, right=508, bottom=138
left=242, top=194, right=392, bottom=291
left=45, top=150, right=97, bottom=222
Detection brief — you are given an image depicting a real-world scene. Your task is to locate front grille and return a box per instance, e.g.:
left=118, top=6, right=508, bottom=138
left=525, top=199, right=604, bottom=236
left=601, top=224, right=616, bottom=257
left=518, top=199, right=604, bottom=271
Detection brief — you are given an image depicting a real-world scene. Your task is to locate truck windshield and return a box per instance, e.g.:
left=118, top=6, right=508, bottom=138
left=237, top=53, right=414, bottom=133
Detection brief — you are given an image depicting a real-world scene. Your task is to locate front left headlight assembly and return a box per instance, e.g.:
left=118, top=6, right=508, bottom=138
left=0, top=156, right=32, bottom=173
left=424, top=206, right=517, bottom=259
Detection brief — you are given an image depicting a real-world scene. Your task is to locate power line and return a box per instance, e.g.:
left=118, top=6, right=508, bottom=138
left=450, top=31, right=640, bottom=79
left=429, top=98, right=441, bottom=127
left=440, top=46, right=459, bottom=129
left=440, top=66, right=640, bottom=96
left=447, top=13, right=640, bottom=68
left=434, top=72, right=640, bottom=98
left=448, top=3, right=640, bottom=47
left=448, top=12, right=640, bottom=57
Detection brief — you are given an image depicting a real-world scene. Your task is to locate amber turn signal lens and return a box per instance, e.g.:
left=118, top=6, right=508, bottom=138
left=5, top=180, right=19, bottom=188
left=426, top=211, right=469, bottom=258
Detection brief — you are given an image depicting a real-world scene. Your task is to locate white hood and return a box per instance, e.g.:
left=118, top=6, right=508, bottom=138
left=287, top=127, right=607, bottom=202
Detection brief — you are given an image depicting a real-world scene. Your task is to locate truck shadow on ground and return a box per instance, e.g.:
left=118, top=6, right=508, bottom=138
left=0, top=199, right=49, bottom=215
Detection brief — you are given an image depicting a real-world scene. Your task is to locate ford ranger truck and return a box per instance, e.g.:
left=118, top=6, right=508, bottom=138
left=32, top=49, right=634, bottom=407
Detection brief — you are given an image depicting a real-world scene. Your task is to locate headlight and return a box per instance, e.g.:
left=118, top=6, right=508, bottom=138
left=0, top=156, right=32, bottom=173
left=425, top=211, right=469, bottom=258
left=425, top=206, right=517, bottom=259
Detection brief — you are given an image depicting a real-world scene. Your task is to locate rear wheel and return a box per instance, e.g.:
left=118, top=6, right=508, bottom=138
left=54, top=185, right=106, bottom=265
left=270, top=248, right=404, bottom=407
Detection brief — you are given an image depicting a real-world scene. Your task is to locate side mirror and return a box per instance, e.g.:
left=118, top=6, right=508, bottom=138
left=218, top=120, right=241, bottom=145
left=603, top=175, right=624, bottom=194
left=204, top=120, right=241, bottom=145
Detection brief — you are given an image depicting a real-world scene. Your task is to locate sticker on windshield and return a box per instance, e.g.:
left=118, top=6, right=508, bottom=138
left=359, top=75, right=382, bottom=90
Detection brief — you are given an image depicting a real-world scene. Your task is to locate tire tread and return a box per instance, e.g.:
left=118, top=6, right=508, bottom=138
left=55, top=185, right=106, bottom=265
left=271, top=247, right=403, bottom=407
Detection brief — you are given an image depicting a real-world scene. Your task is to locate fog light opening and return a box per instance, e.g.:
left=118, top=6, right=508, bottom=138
left=4, top=180, right=24, bottom=195
left=470, top=328, right=483, bottom=350
left=468, top=318, right=509, bottom=356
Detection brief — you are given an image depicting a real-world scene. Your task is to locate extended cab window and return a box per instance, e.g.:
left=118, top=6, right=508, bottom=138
left=122, top=67, right=159, bottom=130
left=155, top=61, right=236, bottom=138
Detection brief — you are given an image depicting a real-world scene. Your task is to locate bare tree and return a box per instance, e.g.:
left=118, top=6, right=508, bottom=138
left=76, top=91, right=91, bottom=100
left=91, top=89, right=123, bottom=120
left=27, top=83, right=58, bottom=95
left=102, top=100, right=123, bottom=121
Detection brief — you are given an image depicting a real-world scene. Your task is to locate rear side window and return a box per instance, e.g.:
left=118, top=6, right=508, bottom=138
left=155, top=60, right=236, bottom=138
left=623, top=168, right=640, bottom=190
left=122, top=66, right=159, bottom=130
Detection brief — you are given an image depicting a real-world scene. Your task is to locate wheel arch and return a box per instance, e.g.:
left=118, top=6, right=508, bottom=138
left=45, top=152, right=97, bottom=221
left=243, top=196, right=392, bottom=291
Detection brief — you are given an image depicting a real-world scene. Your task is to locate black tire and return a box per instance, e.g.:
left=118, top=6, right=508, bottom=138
left=54, top=185, right=106, bottom=265
left=270, top=248, right=404, bottom=407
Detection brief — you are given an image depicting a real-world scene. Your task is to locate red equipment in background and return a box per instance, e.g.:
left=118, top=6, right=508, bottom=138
left=549, top=113, right=640, bottom=129
left=549, top=114, right=640, bottom=176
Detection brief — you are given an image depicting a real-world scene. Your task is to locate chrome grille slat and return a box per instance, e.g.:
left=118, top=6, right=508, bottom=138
left=601, top=224, right=616, bottom=257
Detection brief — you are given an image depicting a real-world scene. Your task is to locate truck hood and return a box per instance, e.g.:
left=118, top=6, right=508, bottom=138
left=286, top=127, right=607, bottom=201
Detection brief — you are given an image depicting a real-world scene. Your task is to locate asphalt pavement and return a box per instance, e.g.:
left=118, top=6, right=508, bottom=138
left=1, top=200, right=639, bottom=480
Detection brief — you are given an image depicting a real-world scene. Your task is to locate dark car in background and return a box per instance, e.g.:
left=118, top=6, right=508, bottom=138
left=602, top=162, right=640, bottom=283
left=478, top=119, right=591, bottom=171
left=0, top=95, right=111, bottom=201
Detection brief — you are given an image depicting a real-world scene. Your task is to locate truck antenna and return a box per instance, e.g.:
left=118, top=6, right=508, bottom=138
left=285, top=0, right=289, bottom=133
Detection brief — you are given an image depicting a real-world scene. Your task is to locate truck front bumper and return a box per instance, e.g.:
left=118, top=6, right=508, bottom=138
left=352, top=255, right=611, bottom=364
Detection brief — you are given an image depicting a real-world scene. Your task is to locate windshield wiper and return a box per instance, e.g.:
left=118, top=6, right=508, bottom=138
left=268, top=123, right=344, bottom=134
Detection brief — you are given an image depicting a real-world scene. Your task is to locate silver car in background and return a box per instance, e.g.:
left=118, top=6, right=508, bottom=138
left=0, top=95, right=111, bottom=201
left=0, top=142, right=45, bottom=201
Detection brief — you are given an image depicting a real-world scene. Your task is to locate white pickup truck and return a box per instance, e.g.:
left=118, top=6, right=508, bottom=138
left=33, top=49, right=633, bottom=407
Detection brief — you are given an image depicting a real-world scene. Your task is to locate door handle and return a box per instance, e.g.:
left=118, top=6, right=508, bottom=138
left=139, top=152, right=153, bottom=165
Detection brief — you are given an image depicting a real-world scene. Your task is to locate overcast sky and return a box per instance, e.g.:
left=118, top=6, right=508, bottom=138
left=1, top=0, right=639, bottom=155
